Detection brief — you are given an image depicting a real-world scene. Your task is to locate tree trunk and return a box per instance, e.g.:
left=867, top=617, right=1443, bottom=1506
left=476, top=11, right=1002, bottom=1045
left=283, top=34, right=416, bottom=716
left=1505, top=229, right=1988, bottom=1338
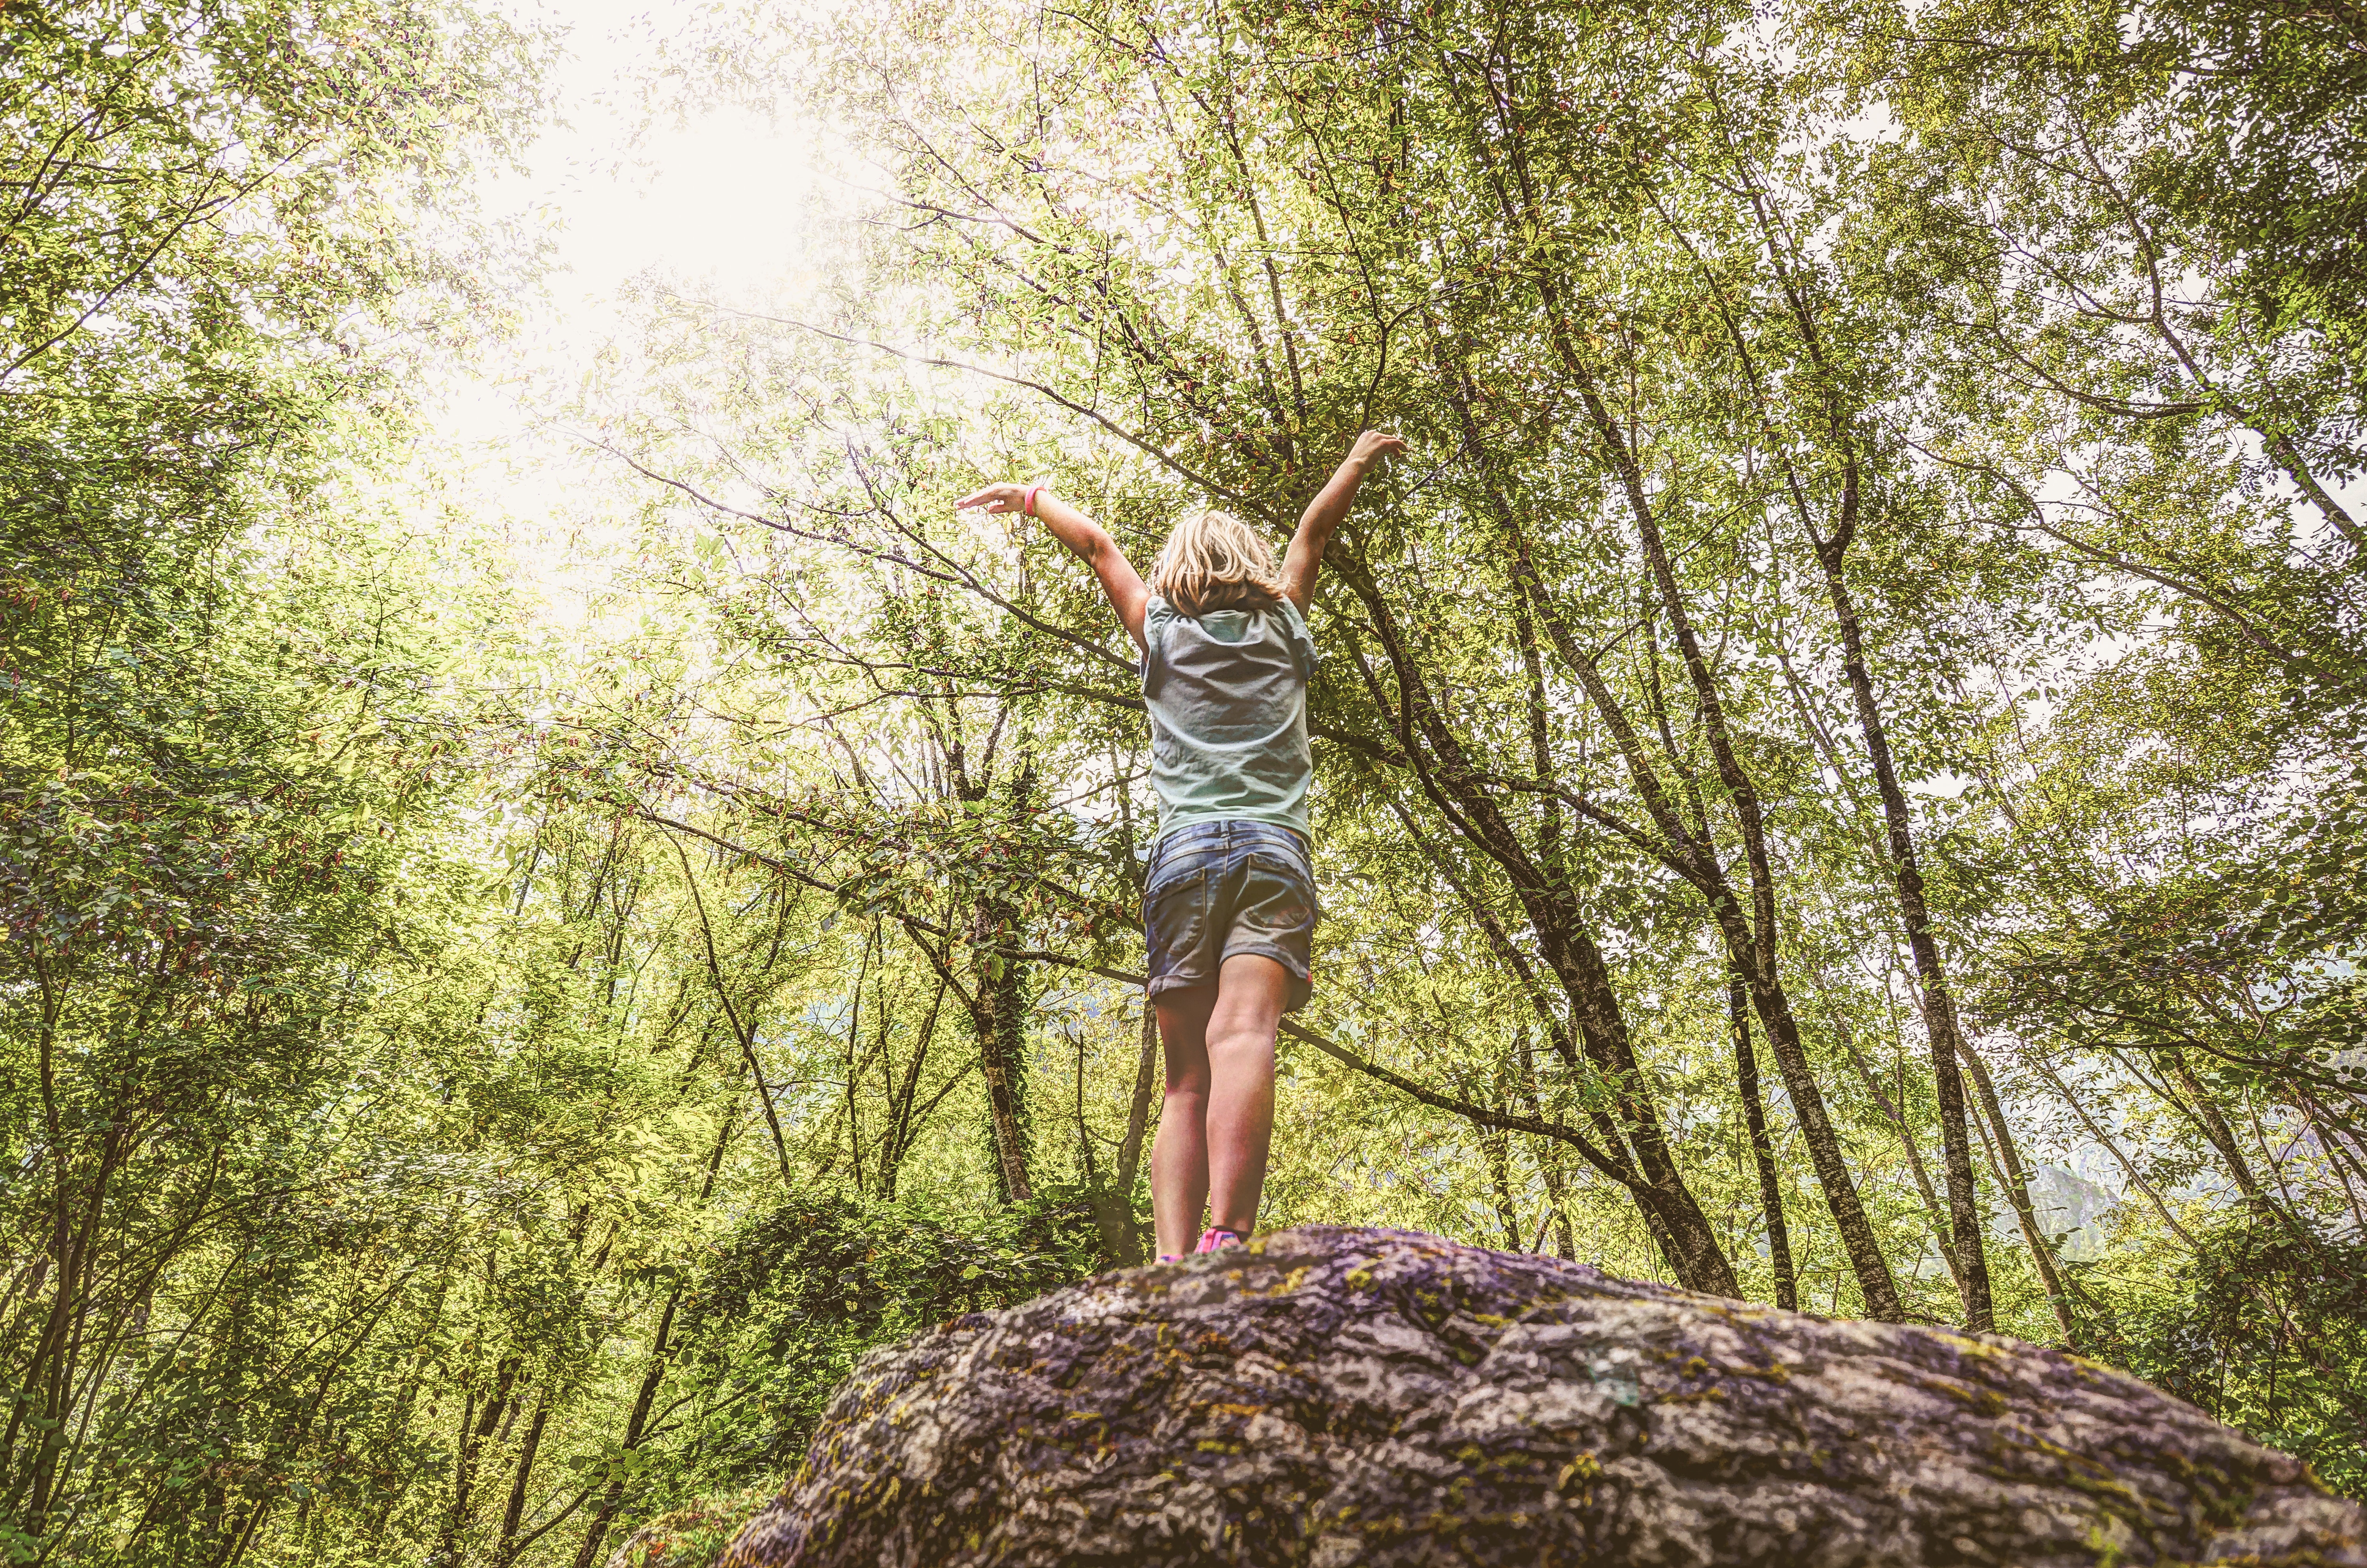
left=1719, top=928, right=1903, bottom=1320
left=1093, top=1001, right=1160, bottom=1266
left=673, top=839, right=794, bottom=1187
left=561, top=1104, right=740, bottom=1568
left=1482, top=1127, right=1525, bottom=1252
left=1325, top=552, right=1739, bottom=1299
left=438, top=1356, right=519, bottom=1565
left=1455, top=113, right=1898, bottom=1319
left=1604, top=411, right=1903, bottom=1322
left=1955, top=1042, right=2083, bottom=1346
left=2168, top=1050, right=2278, bottom=1220
left=494, top=1391, right=552, bottom=1566
left=873, top=970, right=947, bottom=1202
left=962, top=757, right=1036, bottom=1207
left=568, top=1286, right=681, bottom=1568
left=1515, top=1032, right=1578, bottom=1261
left=1814, top=548, right=1995, bottom=1330
left=970, top=903, right=1034, bottom=1206
left=1537, top=922, right=1739, bottom=1299
left=1833, top=1009, right=1968, bottom=1303
left=9, top=1112, right=128, bottom=1529
left=1115, top=1000, right=1160, bottom=1200
left=1729, top=982, right=1797, bottom=1310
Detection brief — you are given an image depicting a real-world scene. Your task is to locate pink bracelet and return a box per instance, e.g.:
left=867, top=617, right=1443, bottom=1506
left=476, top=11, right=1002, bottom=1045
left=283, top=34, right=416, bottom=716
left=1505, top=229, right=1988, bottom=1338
left=1023, top=484, right=1044, bottom=517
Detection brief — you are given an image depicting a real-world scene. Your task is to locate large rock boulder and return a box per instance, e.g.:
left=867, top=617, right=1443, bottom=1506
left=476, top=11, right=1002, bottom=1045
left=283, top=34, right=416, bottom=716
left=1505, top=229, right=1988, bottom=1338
left=714, top=1226, right=2365, bottom=1567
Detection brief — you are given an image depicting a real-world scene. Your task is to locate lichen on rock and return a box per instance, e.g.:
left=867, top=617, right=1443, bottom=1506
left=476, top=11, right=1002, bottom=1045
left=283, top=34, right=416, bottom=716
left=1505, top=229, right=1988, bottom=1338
left=707, top=1226, right=2365, bottom=1567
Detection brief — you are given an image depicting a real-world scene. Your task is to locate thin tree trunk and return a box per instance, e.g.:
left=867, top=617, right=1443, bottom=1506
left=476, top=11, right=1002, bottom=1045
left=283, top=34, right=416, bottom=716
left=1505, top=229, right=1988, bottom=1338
left=1096, top=1001, right=1160, bottom=1265
left=219, top=1258, right=432, bottom=1568
left=1617, top=453, right=1903, bottom=1320
left=1538, top=1159, right=1577, bottom=1259
left=1482, top=1127, right=1525, bottom=1252
left=1531, top=915, right=1739, bottom=1298
left=1328, top=552, right=1740, bottom=1299
left=1812, top=549, right=1995, bottom=1330
left=566, top=1287, right=682, bottom=1568
left=671, top=839, right=794, bottom=1187
left=1730, top=982, right=1797, bottom=1310
left=1102, top=752, right=1160, bottom=1262
left=2167, top=1050, right=2277, bottom=1219
left=1370, top=771, right=1726, bottom=1292
left=1959, top=1068, right=2082, bottom=1346
left=1728, top=945, right=1903, bottom=1320
left=966, top=760, right=1036, bottom=1206
left=564, top=1112, right=734, bottom=1568
left=971, top=903, right=1034, bottom=1206
left=1515, top=1032, right=1577, bottom=1261
left=1835, top=1011, right=1966, bottom=1303
left=1510, top=587, right=1565, bottom=888
left=1685, top=134, right=1990, bottom=1328
left=436, top=1356, right=517, bottom=1566
left=1072, top=1029, right=1099, bottom=1191
left=2, top=946, right=69, bottom=1491
left=844, top=926, right=872, bottom=1193
left=1952, top=1040, right=2075, bottom=1332
left=873, top=964, right=948, bottom=1201
left=1115, top=1001, right=1159, bottom=1198
left=494, top=1393, right=553, bottom=1566
left=12, top=1114, right=128, bottom=1526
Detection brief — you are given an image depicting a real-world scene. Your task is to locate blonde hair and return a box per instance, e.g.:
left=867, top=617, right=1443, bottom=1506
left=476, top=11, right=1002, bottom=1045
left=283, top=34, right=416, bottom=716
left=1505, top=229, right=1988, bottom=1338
left=1149, top=509, right=1286, bottom=618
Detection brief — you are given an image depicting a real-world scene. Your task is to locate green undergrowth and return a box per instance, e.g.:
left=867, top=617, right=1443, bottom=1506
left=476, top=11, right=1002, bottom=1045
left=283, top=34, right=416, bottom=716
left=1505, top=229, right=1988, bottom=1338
left=604, top=1188, right=1112, bottom=1542
left=2076, top=1219, right=2367, bottom=1500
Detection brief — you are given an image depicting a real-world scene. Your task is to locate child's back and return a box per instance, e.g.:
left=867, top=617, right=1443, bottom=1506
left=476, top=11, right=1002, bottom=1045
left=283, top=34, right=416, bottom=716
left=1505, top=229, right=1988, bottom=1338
left=1141, top=595, right=1317, bottom=843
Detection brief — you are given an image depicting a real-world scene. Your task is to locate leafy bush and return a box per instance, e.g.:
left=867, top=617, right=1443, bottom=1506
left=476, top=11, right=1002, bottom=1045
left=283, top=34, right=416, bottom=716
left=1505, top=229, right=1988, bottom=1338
left=2082, top=1220, right=2367, bottom=1499
left=648, top=1190, right=1109, bottom=1497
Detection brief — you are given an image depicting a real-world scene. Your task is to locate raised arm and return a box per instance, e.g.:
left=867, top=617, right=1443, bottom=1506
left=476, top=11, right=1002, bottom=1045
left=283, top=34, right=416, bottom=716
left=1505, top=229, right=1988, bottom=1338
left=957, top=482, right=1151, bottom=653
left=1280, top=430, right=1405, bottom=612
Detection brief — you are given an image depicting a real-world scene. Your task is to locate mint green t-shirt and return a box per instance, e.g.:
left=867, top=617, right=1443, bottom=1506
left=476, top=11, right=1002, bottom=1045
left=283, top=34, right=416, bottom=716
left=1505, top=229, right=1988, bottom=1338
left=1140, top=594, right=1317, bottom=843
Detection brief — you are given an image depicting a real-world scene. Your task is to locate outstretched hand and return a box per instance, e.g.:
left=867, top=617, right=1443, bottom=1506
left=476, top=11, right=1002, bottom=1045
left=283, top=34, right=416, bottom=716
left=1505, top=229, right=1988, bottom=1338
left=1348, top=430, right=1406, bottom=471
left=957, top=479, right=1151, bottom=646
left=956, top=482, right=1031, bottom=515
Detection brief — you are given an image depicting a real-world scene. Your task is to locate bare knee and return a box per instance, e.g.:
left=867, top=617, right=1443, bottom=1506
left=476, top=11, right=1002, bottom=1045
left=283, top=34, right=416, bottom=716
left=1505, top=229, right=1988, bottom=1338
left=1205, top=1023, right=1276, bottom=1072
left=1163, top=1039, right=1212, bottom=1099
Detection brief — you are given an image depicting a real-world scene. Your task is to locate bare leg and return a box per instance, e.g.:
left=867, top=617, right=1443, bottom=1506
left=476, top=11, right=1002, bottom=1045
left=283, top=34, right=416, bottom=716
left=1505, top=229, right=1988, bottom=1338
left=1205, top=954, right=1287, bottom=1233
left=1152, top=954, right=1289, bottom=1257
left=1149, top=984, right=1213, bottom=1260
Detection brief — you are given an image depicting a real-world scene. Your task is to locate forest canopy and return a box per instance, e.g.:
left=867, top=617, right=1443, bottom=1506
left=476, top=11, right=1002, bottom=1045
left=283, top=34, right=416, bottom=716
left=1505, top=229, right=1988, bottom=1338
left=4, top=0, right=2364, bottom=1562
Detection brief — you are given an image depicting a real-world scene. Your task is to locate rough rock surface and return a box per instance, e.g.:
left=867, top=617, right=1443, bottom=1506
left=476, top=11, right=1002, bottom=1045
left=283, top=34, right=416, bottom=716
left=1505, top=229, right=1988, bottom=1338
left=717, top=1226, right=2366, bottom=1567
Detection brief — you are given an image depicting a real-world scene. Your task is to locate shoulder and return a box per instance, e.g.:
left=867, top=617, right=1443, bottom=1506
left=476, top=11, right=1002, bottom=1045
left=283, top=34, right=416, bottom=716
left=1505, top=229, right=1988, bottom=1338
left=1142, top=594, right=1181, bottom=652
left=1139, top=594, right=1175, bottom=683
left=1271, top=597, right=1317, bottom=676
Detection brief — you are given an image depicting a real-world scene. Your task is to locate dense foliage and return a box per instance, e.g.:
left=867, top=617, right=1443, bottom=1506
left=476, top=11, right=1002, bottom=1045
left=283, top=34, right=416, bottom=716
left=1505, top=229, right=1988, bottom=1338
left=3, top=0, right=2362, bottom=1561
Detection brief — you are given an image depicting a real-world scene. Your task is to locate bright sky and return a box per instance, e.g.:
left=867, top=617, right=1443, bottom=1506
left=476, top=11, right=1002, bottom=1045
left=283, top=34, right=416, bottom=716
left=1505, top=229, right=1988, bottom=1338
left=423, top=0, right=834, bottom=619
left=495, top=2, right=816, bottom=308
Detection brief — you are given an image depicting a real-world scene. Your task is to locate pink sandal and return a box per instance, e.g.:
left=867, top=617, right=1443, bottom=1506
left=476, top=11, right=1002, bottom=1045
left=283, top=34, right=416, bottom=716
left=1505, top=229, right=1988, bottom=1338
left=1194, top=1227, right=1246, bottom=1253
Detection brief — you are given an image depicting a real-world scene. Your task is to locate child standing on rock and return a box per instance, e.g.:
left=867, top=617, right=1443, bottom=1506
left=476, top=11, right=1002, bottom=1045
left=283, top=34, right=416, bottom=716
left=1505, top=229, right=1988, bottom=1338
left=960, top=431, right=1403, bottom=1260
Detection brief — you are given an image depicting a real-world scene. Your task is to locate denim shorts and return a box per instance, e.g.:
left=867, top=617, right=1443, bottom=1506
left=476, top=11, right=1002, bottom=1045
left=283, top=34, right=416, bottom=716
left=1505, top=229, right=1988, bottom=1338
left=1143, top=821, right=1318, bottom=1013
